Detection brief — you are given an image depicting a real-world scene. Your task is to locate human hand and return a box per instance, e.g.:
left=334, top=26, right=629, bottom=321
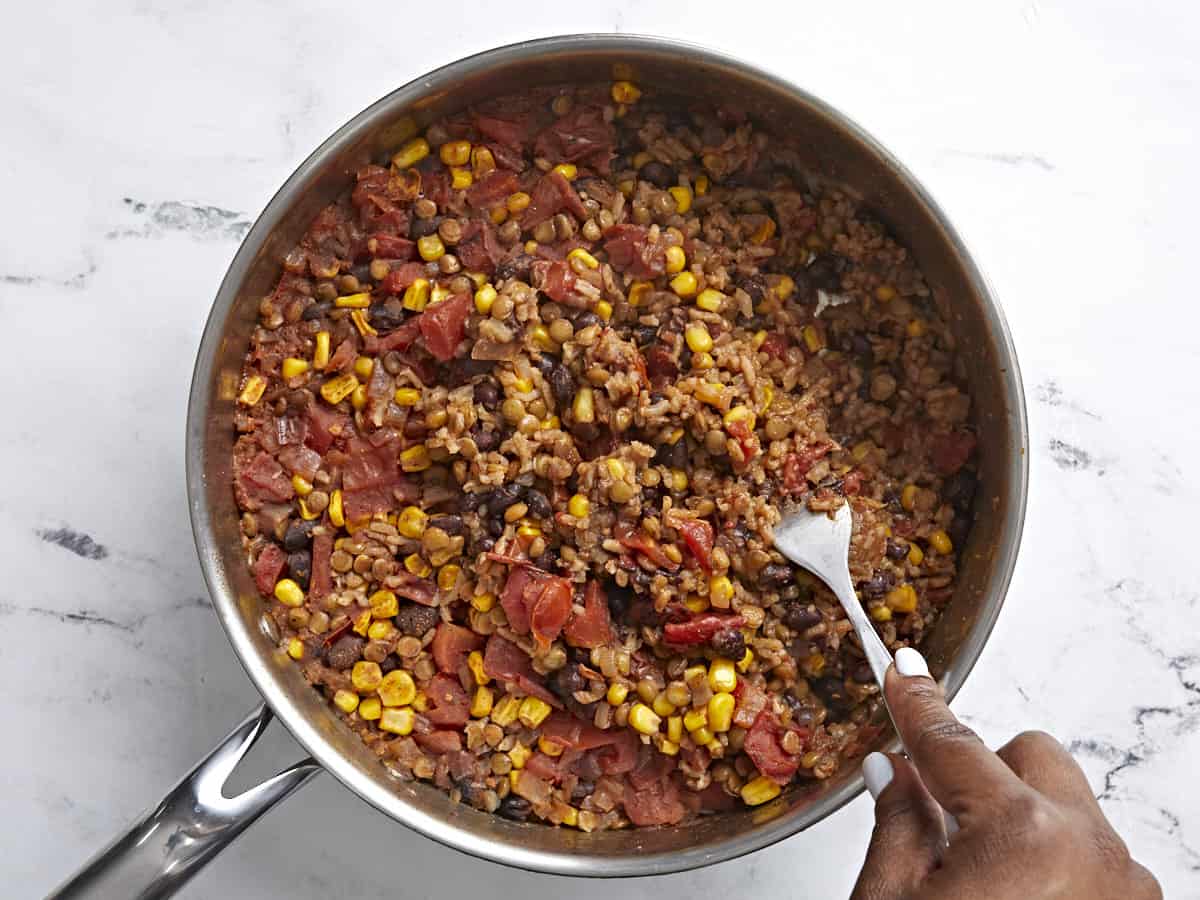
left=850, top=648, right=1161, bottom=899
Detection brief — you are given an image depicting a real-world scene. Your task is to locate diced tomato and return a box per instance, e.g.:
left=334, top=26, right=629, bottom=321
left=727, top=418, right=760, bottom=470
left=676, top=519, right=714, bottom=574
left=474, top=114, right=526, bottom=151
left=525, top=752, right=565, bottom=783
left=304, top=404, right=348, bottom=454
left=613, top=521, right=680, bottom=571
left=413, top=730, right=463, bottom=753
left=628, top=744, right=675, bottom=791
left=528, top=576, right=573, bottom=650
left=481, top=635, right=563, bottom=709
left=760, top=332, right=789, bottom=358
left=393, top=572, right=436, bottom=606
left=540, top=712, right=616, bottom=751
left=431, top=623, right=484, bottom=674
left=603, top=224, right=665, bottom=279
left=327, top=337, right=359, bottom=373
left=418, top=292, right=472, bottom=361
left=277, top=444, right=321, bottom=481
left=520, top=172, right=588, bottom=229
left=662, top=613, right=746, bottom=646
left=380, top=262, right=429, bottom=294
left=623, top=774, right=685, bottom=826
left=310, top=532, right=333, bottom=599
left=596, top=728, right=639, bottom=775
left=500, top=567, right=533, bottom=634
left=783, top=441, right=833, bottom=494
left=466, top=170, right=519, bottom=209
left=424, top=673, right=470, bottom=727
left=367, top=234, right=415, bottom=260
left=341, top=437, right=408, bottom=521
left=732, top=679, right=768, bottom=729
left=563, top=580, right=612, bottom=648
left=931, top=429, right=977, bottom=475
left=236, top=451, right=295, bottom=507
left=642, top=345, right=678, bottom=389
left=743, top=710, right=808, bottom=785
left=842, top=470, right=863, bottom=496
left=532, top=105, right=615, bottom=175
left=253, top=544, right=286, bottom=596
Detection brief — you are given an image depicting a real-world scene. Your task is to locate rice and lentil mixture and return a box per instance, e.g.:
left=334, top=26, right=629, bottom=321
left=232, top=79, right=978, bottom=830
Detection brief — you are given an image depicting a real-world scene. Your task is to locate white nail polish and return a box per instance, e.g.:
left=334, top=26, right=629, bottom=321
left=895, top=646, right=931, bottom=679
left=863, top=752, right=894, bottom=800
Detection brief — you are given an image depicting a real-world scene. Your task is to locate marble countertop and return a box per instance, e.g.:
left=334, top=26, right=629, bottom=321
left=4, top=2, right=1197, bottom=896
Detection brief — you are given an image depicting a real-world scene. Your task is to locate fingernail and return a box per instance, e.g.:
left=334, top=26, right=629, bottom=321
left=894, top=646, right=930, bottom=679
left=863, top=752, right=894, bottom=800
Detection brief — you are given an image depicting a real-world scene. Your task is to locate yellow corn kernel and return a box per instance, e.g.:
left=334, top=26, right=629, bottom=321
left=508, top=742, right=531, bottom=769
left=709, top=575, right=734, bottom=608
left=393, top=387, right=421, bottom=407
left=351, top=608, right=371, bottom=635
left=333, top=689, right=360, bottom=714
left=347, top=358, right=371, bottom=383
left=708, top=692, right=736, bottom=733
left=369, top=589, right=398, bottom=619
left=567, top=247, right=600, bottom=270
left=802, top=324, right=825, bottom=353
left=288, top=474, right=312, bottom=498
left=529, top=324, right=556, bottom=352
left=397, top=506, right=427, bottom=539
left=471, top=592, right=496, bottom=613
left=597, top=460, right=622, bottom=484
left=750, top=332, right=768, bottom=354
left=559, top=805, right=580, bottom=827
left=631, top=151, right=652, bottom=169
left=552, top=163, right=577, bottom=181
left=595, top=300, right=613, bottom=322
left=691, top=726, right=715, bottom=745
left=628, top=703, right=662, bottom=735
left=655, top=739, right=678, bottom=757
left=471, top=145, right=496, bottom=177
left=417, top=235, right=445, bottom=262
left=611, top=80, right=642, bottom=104
left=465, top=685, right=493, bottom=718
left=355, top=696, right=381, bottom=720
left=738, top=648, right=755, bottom=672
left=741, top=775, right=782, bottom=806
left=652, top=694, right=677, bottom=718
left=875, top=284, right=897, bottom=302
left=670, top=271, right=698, bottom=298
left=410, top=690, right=428, bottom=712
left=286, top=637, right=305, bottom=660
left=665, top=715, right=684, bottom=744
left=334, top=292, right=371, bottom=309
left=870, top=604, right=893, bottom=622
left=684, top=322, right=714, bottom=354
left=573, top=385, right=595, bottom=424
left=695, top=288, right=724, bottom=313
left=683, top=594, right=709, bottom=614
left=627, top=280, right=653, bottom=307
left=694, top=175, right=709, bottom=196
left=238, top=375, right=267, bottom=406
left=723, top=405, right=756, bottom=430
left=930, top=530, right=954, bottom=555
left=887, top=583, right=919, bottom=614
left=907, top=543, right=925, bottom=566
left=312, top=331, right=331, bottom=370
left=428, top=283, right=450, bottom=308
left=461, top=650, right=489, bottom=687
left=438, top=564, right=461, bottom=592
left=474, top=283, right=497, bottom=314
left=400, top=445, right=431, bottom=473
left=906, top=318, right=926, bottom=339
left=489, top=694, right=520, bottom=727
left=320, top=373, right=359, bottom=406
left=750, top=217, right=777, bottom=244
left=708, top=659, right=738, bottom=694
left=683, top=707, right=708, bottom=733
left=664, top=470, right=685, bottom=494
left=688, top=351, right=712, bottom=371
left=351, top=660, right=383, bottom=694
left=803, top=652, right=826, bottom=677
left=537, top=735, right=564, bottom=758
left=519, top=696, right=552, bottom=729
left=773, top=275, right=795, bottom=300
left=540, top=414, right=560, bottom=430
left=900, top=484, right=919, bottom=511
left=378, top=670, right=416, bottom=708
left=404, top=553, right=432, bottom=577
left=850, top=441, right=875, bottom=463
left=516, top=522, right=542, bottom=539
left=664, top=245, right=686, bottom=274
left=367, top=620, right=393, bottom=641
left=379, top=706, right=415, bottom=735
left=668, top=185, right=693, bottom=214
left=505, top=191, right=531, bottom=215
left=607, top=682, right=629, bottom=706
left=297, top=496, right=320, bottom=521
left=563, top=494, right=589, bottom=519
left=401, top=278, right=430, bottom=312
left=438, top=139, right=471, bottom=167
left=273, top=578, right=304, bottom=608
left=446, top=166, right=473, bottom=190
left=350, top=383, right=368, bottom=411
left=694, top=382, right=725, bottom=408
left=392, top=138, right=430, bottom=169
left=282, top=357, right=309, bottom=380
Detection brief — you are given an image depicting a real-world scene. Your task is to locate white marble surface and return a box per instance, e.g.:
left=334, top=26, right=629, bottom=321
left=3, top=1, right=1198, bottom=897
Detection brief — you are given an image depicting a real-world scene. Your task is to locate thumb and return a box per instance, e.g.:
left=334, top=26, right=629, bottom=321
left=851, top=753, right=946, bottom=900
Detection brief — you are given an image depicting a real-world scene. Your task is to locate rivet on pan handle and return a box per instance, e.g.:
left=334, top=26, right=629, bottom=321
left=50, top=704, right=321, bottom=900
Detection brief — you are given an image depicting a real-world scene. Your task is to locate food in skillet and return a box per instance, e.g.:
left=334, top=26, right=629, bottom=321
left=232, top=79, right=978, bottom=830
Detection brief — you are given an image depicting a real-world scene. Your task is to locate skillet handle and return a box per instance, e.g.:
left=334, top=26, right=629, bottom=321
left=49, top=703, right=322, bottom=900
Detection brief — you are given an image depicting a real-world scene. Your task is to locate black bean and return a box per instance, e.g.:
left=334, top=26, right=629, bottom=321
left=572, top=311, right=601, bottom=331
left=472, top=535, right=497, bottom=554
left=548, top=364, right=576, bottom=409
left=471, top=425, right=500, bottom=452
left=606, top=582, right=634, bottom=622
left=531, top=354, right=557, bottom=376
left=812, top=675, right=852, bottom=714
left=534, top=550, right=557, bottom=571
left=287, top=550, right=311, bottom=589
left=301, top=300, right=332, bottom=321
left=949, top=515, right=972, bottom=549
left=494, top=253, right=534, bottom=282
left=410, top=216, right=441, bottom=239
left=473, top=377, right=500, bottom=408
left=549, top=665, right=586, bottom=700
left=783, top=604, right=821, bottom=632
left=633, top=325, right=658, bottom=346
left=851, top=662, right=875, bottom=684
left=740, top=314, right=767, bottom=331
left=572, top=420, right=600, bottom=443
left=806, top=253, right=844, bottom=293
left=758, top=563, right=794, bottom=590
left=325, top=635, right=365, bottom=670
left=885, top=538, right=909, bottom=560
left=282, top=519, right=315, bottom=552
left=394, top=604, right=439, bottom=637
left=498, top=795, right=532, bottom=821
left=859, top=571, right=896, bottom=598
left=710, top=629, right=746, bottom=659
left=488, top=518, right=505, bottom=537
left=380, top=655, right=400, bottom=675
left=455, top=776, right=486, bottom=807
left=446, top=358, right=495, bottom=388
left=731, top=522, right=754, bottom=544
left=429, top=514, right=464, bottom=535
left=943, top=471, right=978, bottom=513
left=640, top=160, right=676, bottom=188
left=655, top=439, right=687, bottom=469
left=569, top=779, right=595, bottom=803
left=460, top=492, right=483, bottom=513
left=488, top=484, right=523, bottom=514
left=524, top=488, right=552, bottom=519
left=369, top=304, right=407, bottom=334
left=738, top=274, right=768, bottom=303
